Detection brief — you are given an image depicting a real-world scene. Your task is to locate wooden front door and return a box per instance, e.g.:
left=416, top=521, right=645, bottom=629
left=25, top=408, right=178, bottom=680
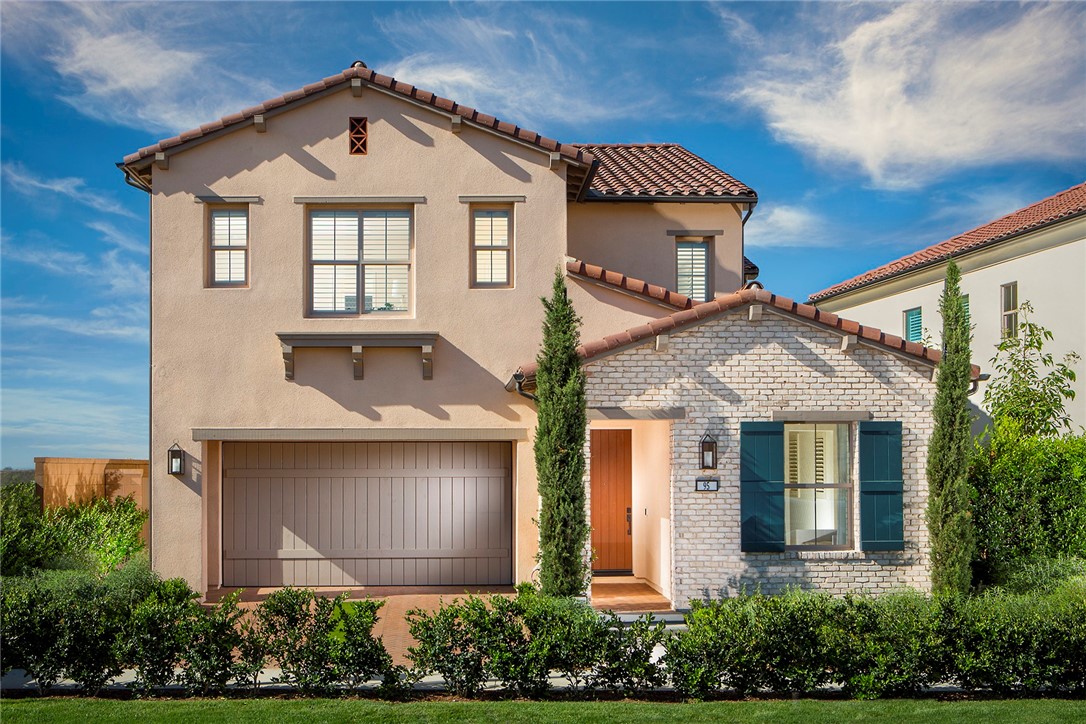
left=590, top=429, right=633, bottom=573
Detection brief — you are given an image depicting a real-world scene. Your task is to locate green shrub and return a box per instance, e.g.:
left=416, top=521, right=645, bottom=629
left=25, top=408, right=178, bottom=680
left=825, top=591, right=946, bottom=699
left=971, top=422, right=1086, bottom=585
left=0, top=482, right=58, bottom=576
left=177, top=592, right=247, bottom=696
left=0, top=575, right=67, bottom=692
left=124, top=578, right=198, bottom=694
left=45, top=494, right=148, bottom=574
left=334, top=599, right=401, bottom=692
left=589, top=612, right=668, bottom=693
left=950, top=588, right=1086, bottom=693
left=251, top=588, right=342, bottom=694
left=406, top=596, right=491, bottom=696
left=992, top=556, right=1086, bottom=595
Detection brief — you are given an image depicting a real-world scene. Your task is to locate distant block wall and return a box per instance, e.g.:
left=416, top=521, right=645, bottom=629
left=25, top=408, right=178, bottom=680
left=34, top=457, right=150, bottom=540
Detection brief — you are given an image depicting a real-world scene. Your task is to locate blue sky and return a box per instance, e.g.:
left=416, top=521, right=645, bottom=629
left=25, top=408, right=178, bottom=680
left=1, top=1, right=1084, bottom=467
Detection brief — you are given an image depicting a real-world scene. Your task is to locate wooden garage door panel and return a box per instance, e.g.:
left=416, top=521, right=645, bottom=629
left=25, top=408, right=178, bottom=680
left=222, top=442, right=513, bottom=587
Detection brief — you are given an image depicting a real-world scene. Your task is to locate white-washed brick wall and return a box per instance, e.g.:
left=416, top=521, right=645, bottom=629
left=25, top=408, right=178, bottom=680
left=584, top=310, right=937, bottom=609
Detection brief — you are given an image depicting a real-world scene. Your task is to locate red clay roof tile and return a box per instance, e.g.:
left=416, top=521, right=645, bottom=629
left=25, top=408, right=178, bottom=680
left=809, top=182, right=1086, bottom=302
left=514, top=286, right=975, bottom=385
left=578, top=143, right=757, bottom=199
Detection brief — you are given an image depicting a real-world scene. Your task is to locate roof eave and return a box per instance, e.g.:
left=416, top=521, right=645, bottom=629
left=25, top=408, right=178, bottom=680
left=581, top=192, right=758, bottom=203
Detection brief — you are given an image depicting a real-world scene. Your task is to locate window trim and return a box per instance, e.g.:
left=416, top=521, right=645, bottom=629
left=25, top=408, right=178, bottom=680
left=469, top=205, right=514, bottom=289
left=305, top=206, right=413, bottom=317
left=675, top=236, right=712, bottom=303
left=782, top=422, right=853, bottom=551
left=903, top=306, right=923, bottom=343
left=206, top=204, right=249, bottom=289
left=1000, top=281, right=1018, bottom=338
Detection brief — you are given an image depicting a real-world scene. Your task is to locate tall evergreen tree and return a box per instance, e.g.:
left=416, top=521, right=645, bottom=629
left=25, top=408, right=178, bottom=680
left=534, top=267, right=589, bottom=597
left=926, top=260, right=975, bottom=596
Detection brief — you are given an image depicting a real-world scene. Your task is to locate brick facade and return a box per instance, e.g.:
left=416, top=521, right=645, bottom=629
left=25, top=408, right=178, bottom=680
left=584, top=308, right=937, bottom=609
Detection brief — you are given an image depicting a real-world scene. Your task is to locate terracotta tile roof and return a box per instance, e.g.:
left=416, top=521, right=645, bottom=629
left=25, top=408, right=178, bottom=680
left=566, top=257, right=761, bottom=309
left=744, top=255, right=760, bottom=279
left=121, top=63, right=593, bottom=175
left=577, top=144, right=757, bottom=199
left=809, top=182, right=1086, bottom=303
left=566, top=259, right=695, bottom=309
left=512, top=286, right=978, bottom=389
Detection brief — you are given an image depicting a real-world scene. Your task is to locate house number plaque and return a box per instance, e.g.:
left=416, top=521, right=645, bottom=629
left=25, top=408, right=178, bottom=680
left=695, top=477, right=720, bottom=492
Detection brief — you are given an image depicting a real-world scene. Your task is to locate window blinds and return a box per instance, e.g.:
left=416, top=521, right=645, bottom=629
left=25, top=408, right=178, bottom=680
left=210, top=209, right=247, bottom=284
left=676, top=242, right=708, bottom=302
left=473, top=210, right=509, bottom=285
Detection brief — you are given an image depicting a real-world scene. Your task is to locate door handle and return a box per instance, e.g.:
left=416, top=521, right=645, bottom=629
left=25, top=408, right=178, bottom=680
left=626, top=507, right=632, bottom=536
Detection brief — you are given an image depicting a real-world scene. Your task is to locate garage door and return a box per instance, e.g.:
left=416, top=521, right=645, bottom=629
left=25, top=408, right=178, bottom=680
left=222, top=441, right=512, bottom=587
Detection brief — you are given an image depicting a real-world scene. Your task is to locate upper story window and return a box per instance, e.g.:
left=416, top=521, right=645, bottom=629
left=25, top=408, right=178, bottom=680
left=784, top=423, right=850, bottom=548
left=1001, top=282, right=1018, bottom=337
left=903, top=307, right=923, bottom=343
left=208, top=208, right=248, bottom=287
left=309, top=209, right=410, bottom=315
left=471, top=208, right=512, bottom=287
left=676, top=239, right=709, bottom=302
left=962, top=294, right=970, bottom=325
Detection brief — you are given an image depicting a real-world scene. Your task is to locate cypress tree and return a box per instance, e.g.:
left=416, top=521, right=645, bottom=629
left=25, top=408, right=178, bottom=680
left=926, top=260, right=975, bottom=596
left=534, top=267, right=589, bottom=597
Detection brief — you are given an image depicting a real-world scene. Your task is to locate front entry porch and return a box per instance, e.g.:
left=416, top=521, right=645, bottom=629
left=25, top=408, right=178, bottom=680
left=589, top=418, right=673, bottom=609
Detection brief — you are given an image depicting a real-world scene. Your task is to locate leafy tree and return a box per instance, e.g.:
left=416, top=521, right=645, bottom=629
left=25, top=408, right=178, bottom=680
left=926, top=261, right=975, bottom=596
left=983, top=301, right=1079, bottom=436
left=534, top=268, right=589, bottom=597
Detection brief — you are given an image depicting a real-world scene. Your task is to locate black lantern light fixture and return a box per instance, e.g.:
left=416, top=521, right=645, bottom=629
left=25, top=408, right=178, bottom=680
left=168, top=443, right=185, bottom=476
left=699, top=433, right=717, bottom=470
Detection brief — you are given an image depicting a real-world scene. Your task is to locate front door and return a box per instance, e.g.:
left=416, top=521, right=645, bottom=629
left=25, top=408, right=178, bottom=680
left=590, top=429, right=633, bottom=573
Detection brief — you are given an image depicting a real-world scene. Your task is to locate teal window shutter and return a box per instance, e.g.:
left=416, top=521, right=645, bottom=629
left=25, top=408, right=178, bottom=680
left=740, top=422, right=785, bottom=552
left=904, top=308, right=923, bottom=343
left=858, top=421, right=904, bottom=551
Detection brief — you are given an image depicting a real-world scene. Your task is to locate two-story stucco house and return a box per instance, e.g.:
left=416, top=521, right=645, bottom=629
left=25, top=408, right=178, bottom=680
left=810, top=183, right=1085, bottom=433
left=119, top=63, right=952, bottom=609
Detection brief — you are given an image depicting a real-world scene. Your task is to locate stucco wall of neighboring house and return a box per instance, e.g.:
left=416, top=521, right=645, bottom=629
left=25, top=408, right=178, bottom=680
left=146, top=86, right=658, bottom=592
left=585, top=310, right=936, bottom=609
left=816, top=220, right=1086, bottom=432
left=567, top=202, right=748, bottom=298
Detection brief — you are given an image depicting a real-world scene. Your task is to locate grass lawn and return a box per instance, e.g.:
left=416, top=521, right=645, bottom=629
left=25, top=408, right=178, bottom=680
left=2, top=697, right=1085, bottom=723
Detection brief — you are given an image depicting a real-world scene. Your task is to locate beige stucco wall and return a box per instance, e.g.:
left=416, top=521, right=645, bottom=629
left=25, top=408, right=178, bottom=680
left=147, top=85, right=671, bottom=593
left=585, top=310, right=937, bottom=609
left=816, top=220, right=1086, bottom=432
left=568, top=202, right=748, bottom=297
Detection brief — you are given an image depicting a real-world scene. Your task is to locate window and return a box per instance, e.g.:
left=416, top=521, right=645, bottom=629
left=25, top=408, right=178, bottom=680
left=962, top=294, right=970, bottom=325
left=1001, top=282, right=1018, bottom=337
left=903, top=307, right=923, bottom=343
left=349, top=117, right=368, bottom=155
left=471, top=208, right=512, bottom=287
left=676, top=240, right=709, bottom=302
left=309, top=209, right=410, bottom=314
left=209, top=208, right=248, bottom=286
left=784, top=424, right=850, bottom=547
left=739, top=420, right=903, bottom=553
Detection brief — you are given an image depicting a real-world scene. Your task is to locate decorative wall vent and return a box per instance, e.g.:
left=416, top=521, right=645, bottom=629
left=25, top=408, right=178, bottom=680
left=349, top=117, right=368, bottom=155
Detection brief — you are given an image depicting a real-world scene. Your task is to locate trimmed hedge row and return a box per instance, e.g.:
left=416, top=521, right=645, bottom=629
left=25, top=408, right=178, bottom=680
left=2, top=574, right=1084, bottom=698
left=0, top=561, right=399, bottom=695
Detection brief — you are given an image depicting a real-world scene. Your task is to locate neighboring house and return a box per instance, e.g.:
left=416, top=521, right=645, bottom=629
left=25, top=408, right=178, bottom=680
left=119, top=62, right=951, bottom=609
left=809, top=183, right=1086, bottom=432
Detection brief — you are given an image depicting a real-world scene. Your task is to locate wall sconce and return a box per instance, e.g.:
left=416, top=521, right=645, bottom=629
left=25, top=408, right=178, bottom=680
left=168, top=443, right=185, bottom=476
left=700, top=434, right=717, bottom=470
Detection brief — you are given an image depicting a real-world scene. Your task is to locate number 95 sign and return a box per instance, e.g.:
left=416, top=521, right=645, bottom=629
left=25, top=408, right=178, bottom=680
left=695, top=477, right=720, bottom=492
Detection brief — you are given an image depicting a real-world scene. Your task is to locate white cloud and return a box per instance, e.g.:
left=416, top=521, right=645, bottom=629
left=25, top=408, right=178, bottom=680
left=1, top=162, right=138, bottom=218
left=378, top=10, right=655, bottom=130
left=86, top=220, right=147, bottom=256
left=1, top=387, right=147, bottom=465
left=745, top=203, right=837, bottom=248
left=1, top=2, right=278, bottom=134
left=2, top=309, right=147, bottom=342
left=1, top=231, right=148, bottom=297
left=730, top=4, right=1086, bottom=189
